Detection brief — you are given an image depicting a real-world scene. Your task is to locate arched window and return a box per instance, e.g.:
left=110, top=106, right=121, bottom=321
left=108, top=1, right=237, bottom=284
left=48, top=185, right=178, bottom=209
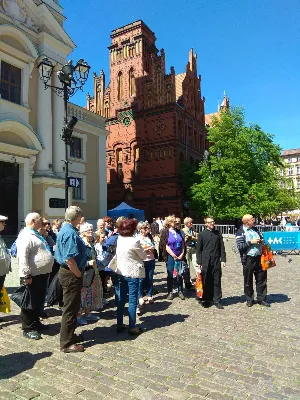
left=129, top=68, right=135, bottom=97
left=117, top=72, right=123, bottom=100
left=134, top=147, right=140, bottom=178
left=104, top=101, right=109, bottom=119
left=116, top=149, right=123, bottom=180
left=178, top=120, right=182, bottom=140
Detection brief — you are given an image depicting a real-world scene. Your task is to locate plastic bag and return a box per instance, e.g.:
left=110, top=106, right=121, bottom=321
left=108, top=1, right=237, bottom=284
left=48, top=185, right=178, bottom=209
left=195, top=273, right=204, bottom=299
left=261, top=244, right=276, bottom=271
left=10, top=285, right=35, bottom=310
left=0, top=285, right=10, bottom=313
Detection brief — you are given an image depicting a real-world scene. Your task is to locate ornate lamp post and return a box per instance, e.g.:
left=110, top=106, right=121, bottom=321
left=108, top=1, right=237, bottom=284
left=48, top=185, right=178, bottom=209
left=37, top=58, right=90, bottom=209
left=203, top=149, right=221, bottom=215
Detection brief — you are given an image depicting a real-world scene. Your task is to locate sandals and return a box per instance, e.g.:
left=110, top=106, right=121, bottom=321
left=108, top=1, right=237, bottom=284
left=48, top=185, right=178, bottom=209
left=61, top=344, right=85, bottom=353
left=145, top=298, right=154, bottom=304
left=128, top=327, right=143, bottom=336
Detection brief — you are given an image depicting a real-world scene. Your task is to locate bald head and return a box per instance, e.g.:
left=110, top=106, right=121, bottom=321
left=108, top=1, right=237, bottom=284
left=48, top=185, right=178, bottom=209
left=242, top=214, right=255, bottom=228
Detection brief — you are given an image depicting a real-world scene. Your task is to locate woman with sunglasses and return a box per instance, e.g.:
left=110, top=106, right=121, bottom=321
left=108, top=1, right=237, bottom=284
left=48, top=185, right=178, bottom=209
left=159, top=215, right=186, bottom=301
left=77, top=223, right=102, bottom=325
left=137, top=222, right=156, bottom=310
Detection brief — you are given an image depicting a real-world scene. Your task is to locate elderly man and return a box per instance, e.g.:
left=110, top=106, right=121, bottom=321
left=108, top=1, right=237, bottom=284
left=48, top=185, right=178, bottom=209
left=55, top=206, right=88, bottom=353
left=236, top=214, right=269, bottom=307
left=196, top=216, right=226, bottom=309
left=16, top=213, right=54, bottom=340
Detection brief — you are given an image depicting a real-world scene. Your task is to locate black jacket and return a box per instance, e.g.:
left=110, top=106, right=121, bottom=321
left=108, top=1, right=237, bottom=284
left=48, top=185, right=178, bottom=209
left=235, top=226, right=263, bottom=266
left=196, top=229, right=226, bottom=267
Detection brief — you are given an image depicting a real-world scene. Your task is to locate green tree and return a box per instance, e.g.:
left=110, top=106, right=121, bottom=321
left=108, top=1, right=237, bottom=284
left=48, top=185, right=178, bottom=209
left=189, top=107, right=297, bottom=219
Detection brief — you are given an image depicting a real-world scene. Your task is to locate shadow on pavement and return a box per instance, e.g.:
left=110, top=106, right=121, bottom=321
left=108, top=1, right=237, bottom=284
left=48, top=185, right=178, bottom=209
left=81, top=312, right=189, bottom=348
left=222, top=295, right=246, bottom=306
left=268, top=293, right=290, bottom=303
left=6, top=287, right=19, bottom=295
left=0, top=351, right=52, bottom=379
left=0, top=314, right=20, bottom=329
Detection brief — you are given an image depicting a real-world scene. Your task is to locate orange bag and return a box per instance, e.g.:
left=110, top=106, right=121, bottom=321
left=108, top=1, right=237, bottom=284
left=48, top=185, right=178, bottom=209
left=195, top=273, right=203, bottom=298
left=261, top=244, right=276, bottom=271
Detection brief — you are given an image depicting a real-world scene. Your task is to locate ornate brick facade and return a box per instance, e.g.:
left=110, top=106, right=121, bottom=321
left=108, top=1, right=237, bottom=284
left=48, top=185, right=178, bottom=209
left=86, top=20, right=208, bottom=219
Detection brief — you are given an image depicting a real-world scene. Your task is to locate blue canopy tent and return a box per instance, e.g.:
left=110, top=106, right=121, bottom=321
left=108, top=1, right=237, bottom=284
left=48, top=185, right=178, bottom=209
left=107, top=202, right=145, bottom=221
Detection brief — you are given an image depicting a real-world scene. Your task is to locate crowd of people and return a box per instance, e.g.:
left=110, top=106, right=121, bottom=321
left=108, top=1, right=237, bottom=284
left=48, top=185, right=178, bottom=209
left=0, top=209, right=272, bottom=353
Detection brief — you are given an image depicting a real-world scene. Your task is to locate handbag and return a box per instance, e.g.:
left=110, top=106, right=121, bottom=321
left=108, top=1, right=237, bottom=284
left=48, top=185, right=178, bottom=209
left=82, top=266, right=95, bottom=287
left=195, top=273, right=204, bottom=299
left=0, top=285, right=10, bottom=313
left=11, top=285, right=35, bottom=310
left=261, top=244, right=276, bottom=271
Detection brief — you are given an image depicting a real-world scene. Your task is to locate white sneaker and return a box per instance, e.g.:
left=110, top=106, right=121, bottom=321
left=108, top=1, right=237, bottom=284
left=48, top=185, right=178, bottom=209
left=77, top=317, right=88, bottom=325
left=136, top=307, right=140, bottom=315
left=102, top=298, right=109, bottom=305
left=85, top=314, right=100, bottom=321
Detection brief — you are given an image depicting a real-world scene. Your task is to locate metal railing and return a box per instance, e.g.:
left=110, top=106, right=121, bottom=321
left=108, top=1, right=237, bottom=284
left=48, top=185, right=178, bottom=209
left=193, top=224, right=236, bottom=236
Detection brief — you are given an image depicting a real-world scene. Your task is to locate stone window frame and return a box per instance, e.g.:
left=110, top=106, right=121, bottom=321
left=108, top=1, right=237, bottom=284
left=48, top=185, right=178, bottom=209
left=71, top=173, right=87, bottom=203
left=0, top=52, right=30, bottom=108
left=68, top=131, right=87, bottom=163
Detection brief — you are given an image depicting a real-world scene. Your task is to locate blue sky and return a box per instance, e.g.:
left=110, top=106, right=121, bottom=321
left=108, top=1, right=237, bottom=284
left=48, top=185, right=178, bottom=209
left=61, top=0, right=299, bottom=151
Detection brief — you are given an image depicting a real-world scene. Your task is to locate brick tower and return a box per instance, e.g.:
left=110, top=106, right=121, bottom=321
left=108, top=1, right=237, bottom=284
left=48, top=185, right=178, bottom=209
left=87, top=20, right=208, bottom=219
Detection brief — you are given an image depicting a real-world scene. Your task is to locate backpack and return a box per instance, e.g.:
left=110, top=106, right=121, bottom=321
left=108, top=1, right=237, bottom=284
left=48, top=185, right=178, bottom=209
left=10, top=240, right=18, bottom=258
left=100, top=244, right=117, bottom=269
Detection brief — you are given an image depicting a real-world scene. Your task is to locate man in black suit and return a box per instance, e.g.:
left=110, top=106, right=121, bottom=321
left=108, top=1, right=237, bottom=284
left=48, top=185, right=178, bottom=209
left=196, top=216, right=226, bottom=309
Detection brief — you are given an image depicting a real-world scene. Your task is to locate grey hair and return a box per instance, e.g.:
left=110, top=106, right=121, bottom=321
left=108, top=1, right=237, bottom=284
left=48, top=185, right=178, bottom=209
left=138, top=221, right=149, bottom=231
left=65, top=206, right=82, bottom=222
left=25, top=212, right=40, bottom=225
left=184, top=217, right=193, bottom=226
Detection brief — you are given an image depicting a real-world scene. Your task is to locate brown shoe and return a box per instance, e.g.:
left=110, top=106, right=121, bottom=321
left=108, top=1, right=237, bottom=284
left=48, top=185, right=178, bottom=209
left=61, top=344, right=84, bottom=353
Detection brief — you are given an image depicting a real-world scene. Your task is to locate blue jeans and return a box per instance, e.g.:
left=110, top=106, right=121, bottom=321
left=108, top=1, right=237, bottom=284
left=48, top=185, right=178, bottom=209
left=166, top=255, right=183, bottom=294
left=137, top=259, right=156, bottom=300
left=117, top=275, right=139, bottom=328
left=144, top=259, right=156, bottom=297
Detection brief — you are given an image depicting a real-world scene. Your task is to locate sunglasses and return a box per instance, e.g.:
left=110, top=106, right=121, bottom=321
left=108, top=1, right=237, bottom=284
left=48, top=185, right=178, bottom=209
left=0, top=221, right=6, bottom=224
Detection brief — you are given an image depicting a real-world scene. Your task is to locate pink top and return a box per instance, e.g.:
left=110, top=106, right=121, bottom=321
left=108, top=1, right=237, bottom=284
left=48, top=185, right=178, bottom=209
left=139, top=235, right=155, bottom=261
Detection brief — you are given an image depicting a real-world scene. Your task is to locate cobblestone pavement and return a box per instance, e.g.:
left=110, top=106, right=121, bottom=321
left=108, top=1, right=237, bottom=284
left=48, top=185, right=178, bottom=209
left=1, top=240, right=300, bottom=400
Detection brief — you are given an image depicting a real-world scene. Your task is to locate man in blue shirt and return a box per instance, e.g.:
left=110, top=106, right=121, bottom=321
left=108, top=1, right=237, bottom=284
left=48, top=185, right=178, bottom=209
left=236, top=214, right=269, bottom=308
left=55, top=206, right=88, bottom=352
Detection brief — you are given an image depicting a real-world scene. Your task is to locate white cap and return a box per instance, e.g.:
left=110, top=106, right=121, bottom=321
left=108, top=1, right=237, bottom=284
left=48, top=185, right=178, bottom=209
left=0, top=215, right=8, bottom=221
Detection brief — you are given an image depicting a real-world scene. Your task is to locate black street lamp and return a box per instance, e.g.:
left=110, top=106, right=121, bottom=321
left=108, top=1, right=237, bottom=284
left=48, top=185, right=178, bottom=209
left=37, top=58, right=90, bottom=209
left=203, top=149, right=221, bottom=215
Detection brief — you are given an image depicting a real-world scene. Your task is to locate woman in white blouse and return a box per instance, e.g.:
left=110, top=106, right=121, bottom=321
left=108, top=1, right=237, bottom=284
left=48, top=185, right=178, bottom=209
left=115, top=219, right=147, bottom=335
left=137, top=222, right=156, bottom=310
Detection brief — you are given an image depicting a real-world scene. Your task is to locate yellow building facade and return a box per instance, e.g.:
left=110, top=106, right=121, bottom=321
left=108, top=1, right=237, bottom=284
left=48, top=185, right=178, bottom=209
left=0, top=1, right=107, bottom=235
left=281, top=148, right=300, bottom=192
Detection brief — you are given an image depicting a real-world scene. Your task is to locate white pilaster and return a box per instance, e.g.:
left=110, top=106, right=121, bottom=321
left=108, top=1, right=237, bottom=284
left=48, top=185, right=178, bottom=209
left=52, top=70, right=65, bottom=178
left=36, top=77, right=54, bottom=175
left=98, top=132, right=107, bottom=216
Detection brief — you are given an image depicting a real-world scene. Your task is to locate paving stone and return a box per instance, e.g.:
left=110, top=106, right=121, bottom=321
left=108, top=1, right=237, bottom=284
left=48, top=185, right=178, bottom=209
left=207, top=392, right=234, bottom=400
left=13, top=387, right=41, bottom=399
left=2, top=244, right=300, bottom=400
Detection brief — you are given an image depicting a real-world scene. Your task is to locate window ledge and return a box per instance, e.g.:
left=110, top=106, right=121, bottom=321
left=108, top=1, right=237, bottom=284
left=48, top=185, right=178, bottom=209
left=73, top=198, right=86, bottom=204
left=69, top=156, right=85, bottom=163
left=0, top=98, right=30, bottom=113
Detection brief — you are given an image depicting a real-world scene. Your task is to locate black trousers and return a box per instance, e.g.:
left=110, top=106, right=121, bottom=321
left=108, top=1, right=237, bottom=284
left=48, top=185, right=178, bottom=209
left=243, top=255, right=267, bottom=302
left=0, top=274, right=5, bottom=292
left=202, top=263, right=222, bottom=303
left=20, top=274, right=49, bottom=331
left=59, top=268, right=82, bottom=350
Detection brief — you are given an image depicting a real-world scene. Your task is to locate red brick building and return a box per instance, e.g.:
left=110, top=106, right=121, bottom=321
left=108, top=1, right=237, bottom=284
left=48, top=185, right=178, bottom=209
left=86, top=20, right=209, bottom=219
